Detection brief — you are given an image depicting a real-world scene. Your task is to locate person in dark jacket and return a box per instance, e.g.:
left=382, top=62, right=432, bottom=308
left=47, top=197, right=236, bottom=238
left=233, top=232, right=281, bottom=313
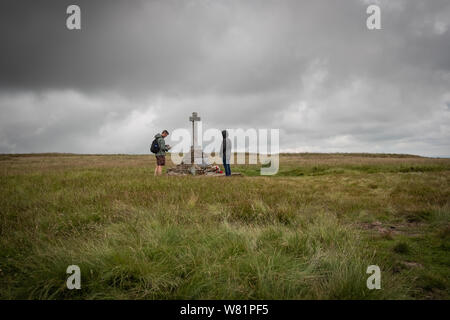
left=219, top=130, right=232, bottom=176
left=154, top=130, right=170, bottom=176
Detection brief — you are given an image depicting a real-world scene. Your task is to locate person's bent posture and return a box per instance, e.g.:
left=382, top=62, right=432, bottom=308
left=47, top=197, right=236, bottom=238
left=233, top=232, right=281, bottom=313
left=154, top=130, right=170, bottom=176
left=220, top=130, right=232, bottom=176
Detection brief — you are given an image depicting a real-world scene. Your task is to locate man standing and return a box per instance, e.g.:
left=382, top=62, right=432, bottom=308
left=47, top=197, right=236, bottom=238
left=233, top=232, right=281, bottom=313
left=154, top=130, right=170, bottom=176
left=220, top=130, right=232, bottom=176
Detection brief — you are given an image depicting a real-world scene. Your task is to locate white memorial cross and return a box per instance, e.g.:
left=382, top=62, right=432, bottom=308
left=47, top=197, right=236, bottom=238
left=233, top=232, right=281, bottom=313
left=189, top=112, right=201, bottom=165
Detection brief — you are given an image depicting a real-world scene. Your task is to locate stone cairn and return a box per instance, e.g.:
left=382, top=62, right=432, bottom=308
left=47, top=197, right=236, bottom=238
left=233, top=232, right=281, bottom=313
left=167, top=163, right=224, bottom=176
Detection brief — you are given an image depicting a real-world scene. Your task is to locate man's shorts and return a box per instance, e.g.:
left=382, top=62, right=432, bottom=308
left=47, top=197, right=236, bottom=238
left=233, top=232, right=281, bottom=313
left=156, top=155, right=166, bottom=166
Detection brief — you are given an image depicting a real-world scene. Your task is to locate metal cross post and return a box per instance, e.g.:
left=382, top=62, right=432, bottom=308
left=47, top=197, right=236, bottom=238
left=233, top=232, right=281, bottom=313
left=189, top=112, right=201, bottom=171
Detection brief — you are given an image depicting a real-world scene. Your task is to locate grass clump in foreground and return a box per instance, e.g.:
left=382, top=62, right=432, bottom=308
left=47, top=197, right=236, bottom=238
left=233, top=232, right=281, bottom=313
left=0, top=153, right=449, bottom=299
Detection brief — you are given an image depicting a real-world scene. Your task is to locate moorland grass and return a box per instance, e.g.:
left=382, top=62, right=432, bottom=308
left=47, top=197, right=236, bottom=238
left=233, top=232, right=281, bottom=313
left=0, top=153, right=449, bottom=299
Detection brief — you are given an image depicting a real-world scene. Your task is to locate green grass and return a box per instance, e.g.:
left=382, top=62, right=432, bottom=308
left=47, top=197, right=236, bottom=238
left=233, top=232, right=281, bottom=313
left=0, top=153, right=449, bottom=299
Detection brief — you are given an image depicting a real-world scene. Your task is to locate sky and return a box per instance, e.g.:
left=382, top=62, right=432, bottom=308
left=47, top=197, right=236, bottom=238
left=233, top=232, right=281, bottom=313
left=0, top=0, right=449, bottom=157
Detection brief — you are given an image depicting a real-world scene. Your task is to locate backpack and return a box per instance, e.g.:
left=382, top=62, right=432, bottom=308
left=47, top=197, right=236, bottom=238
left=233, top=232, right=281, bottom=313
left=150, top=138, right=160, bottom=154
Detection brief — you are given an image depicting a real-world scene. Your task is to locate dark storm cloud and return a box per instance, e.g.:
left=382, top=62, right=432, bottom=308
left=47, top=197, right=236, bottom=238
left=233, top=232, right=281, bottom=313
left=0, top=0, right=449, bottom=156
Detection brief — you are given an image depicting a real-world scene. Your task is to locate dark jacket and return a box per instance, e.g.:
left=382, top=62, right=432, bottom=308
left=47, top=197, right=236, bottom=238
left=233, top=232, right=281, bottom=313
left=219, top=130, right=232, bottom=164
left=154, top=133, right=169, bottom=156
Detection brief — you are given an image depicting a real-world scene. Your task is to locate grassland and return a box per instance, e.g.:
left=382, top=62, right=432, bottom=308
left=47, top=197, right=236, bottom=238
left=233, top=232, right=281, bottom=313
left=0, top=153, right=449, bottom=299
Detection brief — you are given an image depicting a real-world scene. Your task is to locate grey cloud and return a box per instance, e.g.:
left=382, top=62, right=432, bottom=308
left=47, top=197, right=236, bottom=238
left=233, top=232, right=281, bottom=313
left=0, top=0, right=449, bottom=156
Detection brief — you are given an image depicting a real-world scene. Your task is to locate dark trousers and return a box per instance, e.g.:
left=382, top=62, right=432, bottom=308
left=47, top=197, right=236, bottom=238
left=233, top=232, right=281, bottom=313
left=223, top=156, right=231, bottom=176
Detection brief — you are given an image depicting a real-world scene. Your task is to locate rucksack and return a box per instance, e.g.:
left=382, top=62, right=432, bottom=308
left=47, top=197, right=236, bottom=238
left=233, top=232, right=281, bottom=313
left=150, top=138, right=160, bottom=154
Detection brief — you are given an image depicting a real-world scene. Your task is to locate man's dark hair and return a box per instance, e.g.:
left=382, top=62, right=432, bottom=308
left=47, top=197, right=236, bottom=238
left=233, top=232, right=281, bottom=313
left=162, top=130, right=169, bottom=135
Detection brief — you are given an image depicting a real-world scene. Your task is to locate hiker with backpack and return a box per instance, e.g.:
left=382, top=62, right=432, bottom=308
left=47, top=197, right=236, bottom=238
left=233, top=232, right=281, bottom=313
left=151, top=130, right=170, bottom=176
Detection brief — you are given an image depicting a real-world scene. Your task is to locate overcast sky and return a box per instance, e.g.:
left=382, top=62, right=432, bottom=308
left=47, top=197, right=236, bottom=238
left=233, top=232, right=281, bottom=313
left=1, top=0, right=449, bottom=156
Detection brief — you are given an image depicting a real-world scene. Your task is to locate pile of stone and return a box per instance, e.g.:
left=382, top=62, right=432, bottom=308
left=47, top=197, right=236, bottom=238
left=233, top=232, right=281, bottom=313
left=167, top=163, right=224, bottom=176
